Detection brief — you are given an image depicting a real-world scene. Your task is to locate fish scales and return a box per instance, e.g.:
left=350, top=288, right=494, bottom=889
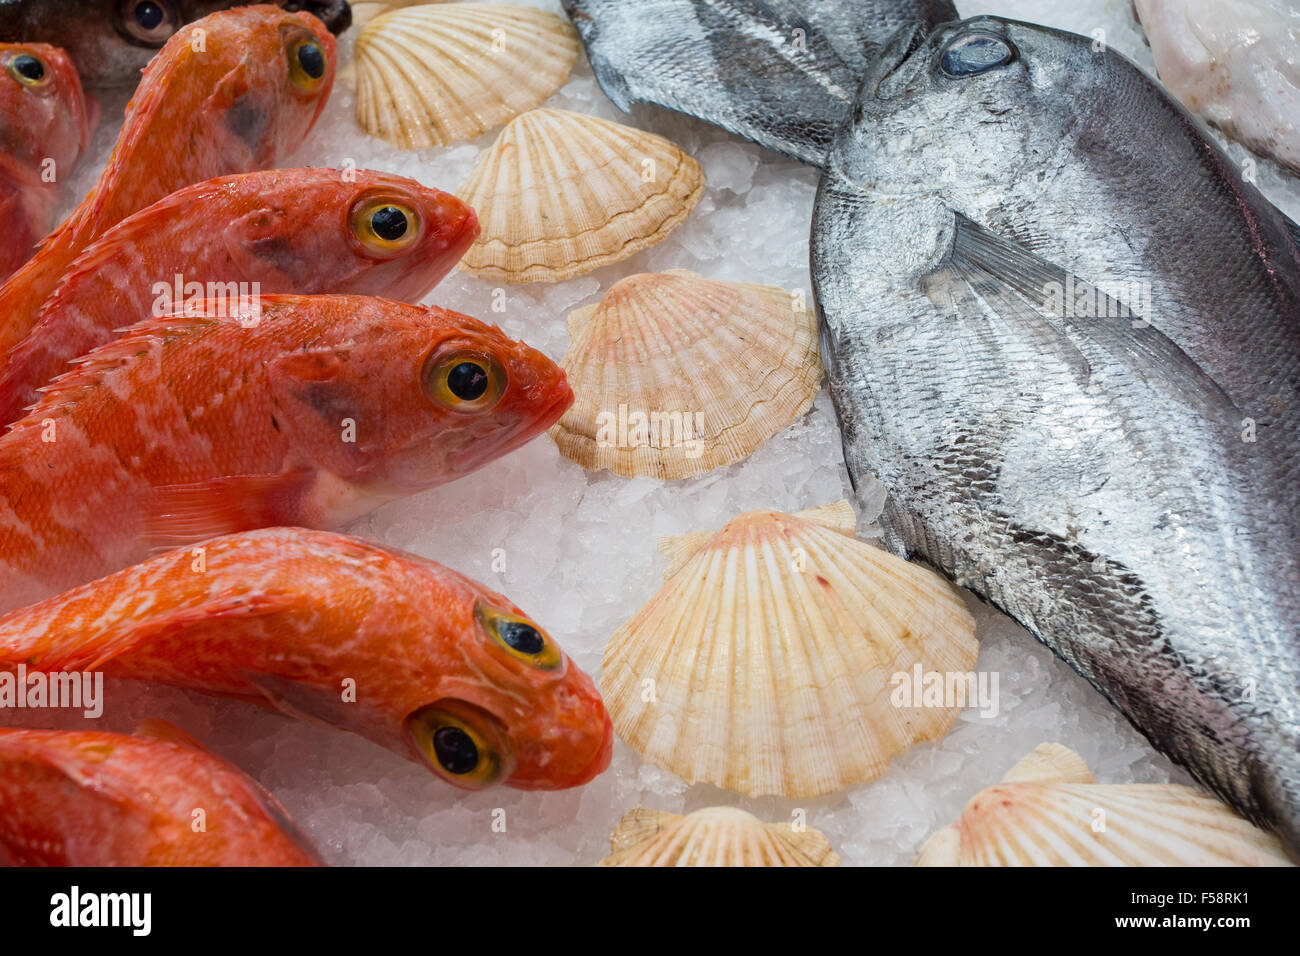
left=0, top=294, right=573, bottom=613
left=0, top=528, right=613, bottom=791
left=0, top=167, right=478, bottom=426
left=813, top=17, right=1300, bottom=852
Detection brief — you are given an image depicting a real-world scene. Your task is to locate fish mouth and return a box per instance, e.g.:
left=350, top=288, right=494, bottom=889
left=282, top=1, right=352, bottom=35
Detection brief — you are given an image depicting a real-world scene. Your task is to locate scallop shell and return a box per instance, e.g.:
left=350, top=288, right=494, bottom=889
left=915, top=744, right=1293, bottom=866
left=457, top=109, right=704, bottom=282
left=354, top=4, right=579, bottom=149
left=598, top=806, right=840, bottom=867
left=549, top=271, right=822, bottom=479
left=602, top=501, right=979, bottom=798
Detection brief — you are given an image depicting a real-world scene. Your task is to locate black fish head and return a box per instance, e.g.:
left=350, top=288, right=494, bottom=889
left=833, top=17, right=1112, bottom=197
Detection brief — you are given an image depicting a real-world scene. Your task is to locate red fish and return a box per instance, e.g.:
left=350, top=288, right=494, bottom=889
left=0, top=723, right=322, bottom=865
left=0, top=5, right=337, bottom=358
left=0, top=529, right=613, bottom=790
left=0, top=294, right=572, bottom=612
left=0, top=167, right=480, bottom=426
left=0, top=43, right=94, bottom=282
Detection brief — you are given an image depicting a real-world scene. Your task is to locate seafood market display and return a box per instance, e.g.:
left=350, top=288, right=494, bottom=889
left=602, top=502, right=977, bottom=797
left=0, top=43, right=92, bottom=282
left=0, top=294, right=570, bottom=612
left=354, top=2, right=579, bottom=148
left=550, top=270, right=822, bottom=478
left=0, top=529, right=612, bottom=790
left=598, top=806, right=841, bottom=866
left=916, top=744, right=1294, bottom=866
left=457, top=108, right=704, bottom=282
left=0, top=0, right=1297, bottom=869
left=0, top=724, right=321, bottom=866
left=0, top=168, right=479, bottom=425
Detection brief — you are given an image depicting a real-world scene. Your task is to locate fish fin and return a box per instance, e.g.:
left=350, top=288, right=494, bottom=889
left=564, top=0, right=856, bottom=166
left=928, top=213, right=1240, bottom=423
left=6, top=313, right=220, bottom=434
left=133, top=719, right=208, bottom=752
left=141, top=471, right=317, bottom=551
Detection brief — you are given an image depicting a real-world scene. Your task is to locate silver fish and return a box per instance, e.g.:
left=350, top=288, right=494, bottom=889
left=813, top=16, right=1300, bottom=852
left=562, top=0, right=957, bottom=167
left=0, top=0, right=351, bottom=87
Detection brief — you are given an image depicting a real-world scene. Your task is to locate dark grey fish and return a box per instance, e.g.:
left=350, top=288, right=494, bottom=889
left=0, top=0, right=351, bottom=87
left=813, top=17, right=1300, bottom=852
left=561, top=0, right=957, bottom=167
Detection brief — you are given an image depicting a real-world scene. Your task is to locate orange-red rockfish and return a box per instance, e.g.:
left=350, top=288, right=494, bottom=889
left=0, top=723, right=322, bottom=866
left=0, top=295, right=573, bottom=612
left=0, top=168, right=480, bottom=426
left=0, top=5, right=337, bottom=358
left=0, top=529, right=614, bottom=791
left=0, top=43, right=94, bottom=282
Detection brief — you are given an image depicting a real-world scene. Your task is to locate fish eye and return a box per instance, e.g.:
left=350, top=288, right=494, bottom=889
left=477, top=605, right=563, bottom=671
left=938, top=33, right=1015, bottom=78
left=349, top=197, right=420, bottom=257
left=423, top=350, right=506, bottom=412
left=406, top=700, right=511, bottom=789
left=288, top=37, right=328, bottom=92
left=115, top=0, right=179, bottom=46
left=4, top=52, right=47, bottom=87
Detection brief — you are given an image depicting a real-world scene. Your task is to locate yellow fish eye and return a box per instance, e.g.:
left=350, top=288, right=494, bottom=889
left=288, top=37, right=327, bottom=92
left=4, top=52, right=48, bottom=88
left=423, top=350, right=506, bottom=412
left=349, top=198, right=420, bottom=258
left=477, top=605, right=562, bottom=671
left=406, top=700, right=509, bottom=789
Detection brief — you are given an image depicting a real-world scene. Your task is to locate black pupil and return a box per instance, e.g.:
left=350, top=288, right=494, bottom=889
left=13, top=55, right=43, bottom=82
left=134, top=2, right=165, bottom=30
left=297, top=43, right=325, bottom=80
left=500, top=621, right=545, bottom=656
left=370, top=206, right=408, bottom=241
left=940, top=35, right=1012, bottom=77
left=447, top=362, right=488, bottom=401
left=432, top=727, right=479, bottom=775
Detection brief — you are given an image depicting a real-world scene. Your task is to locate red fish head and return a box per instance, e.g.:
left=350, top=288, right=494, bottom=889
left=0, top=43, right=93, bottom=177
left=162, top=5, right=337, bottom=165
left=338, top=172, right=480, bottom=300
left=269, top=298, right=574, bottom=495
left=225, top=168, right=479, bottom=298
left=403, top=587, right=612, bottom=791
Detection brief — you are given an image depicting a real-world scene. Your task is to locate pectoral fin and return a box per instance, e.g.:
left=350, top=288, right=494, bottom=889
left=143, top=470, right=317, bottom=551
left=924, top=213, right=1239, bottom=423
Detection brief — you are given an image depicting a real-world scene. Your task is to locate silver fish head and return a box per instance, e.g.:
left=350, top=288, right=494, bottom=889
left=835, top=17, right=1105, bottom=197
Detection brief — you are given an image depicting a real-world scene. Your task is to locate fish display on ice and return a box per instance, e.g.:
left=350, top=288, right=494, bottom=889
left=1134, top=0, right=1300, bottom=175
left=0, top=5, right=337, bottom=359
left=0, top=528, right=613, bottom=790
left=562, top=0, right=958, bottom=166
left=0, top=167, right=479, bottom=426
left=0, top=43, right=93, bottom=282
left=0, top=294, right=573, bottom=612
left=0, top=723, right=322, bottom=865
left=0, top=1, right=352, bottom=87
left=811, top=17, right=1300, bottom=852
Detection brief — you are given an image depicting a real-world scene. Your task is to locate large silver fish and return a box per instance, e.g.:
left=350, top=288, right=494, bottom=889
left=562, top=0, right=957, bottom=166
left=813, top=16, right=1300, bottom=852
left=0, top=1, right=351, bottom=87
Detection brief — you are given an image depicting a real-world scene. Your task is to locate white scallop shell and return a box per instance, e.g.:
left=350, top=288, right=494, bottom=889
left=598, top=806, right=840, bottom=867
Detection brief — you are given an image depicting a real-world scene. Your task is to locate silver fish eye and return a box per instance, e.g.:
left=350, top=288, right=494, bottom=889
left=938, top=33, right=1015, bottom=78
